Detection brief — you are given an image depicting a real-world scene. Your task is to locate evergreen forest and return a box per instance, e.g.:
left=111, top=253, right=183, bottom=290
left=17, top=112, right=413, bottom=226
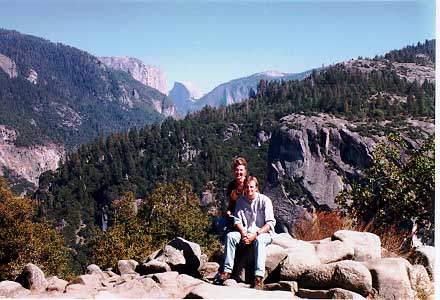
left=0, top=29, right=172, bottom=149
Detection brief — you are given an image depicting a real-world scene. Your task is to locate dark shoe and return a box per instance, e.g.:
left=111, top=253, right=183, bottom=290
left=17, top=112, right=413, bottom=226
left=213, top=272, right=231, bottom=285
left=253, top=276, right=264, bottom=290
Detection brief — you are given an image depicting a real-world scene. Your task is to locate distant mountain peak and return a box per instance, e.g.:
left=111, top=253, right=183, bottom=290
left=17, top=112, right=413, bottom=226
left=98, top=56, right=168, bottom=95
left=256, top=70, right=286, bottom=77
left=179, top=81, right=204, bottom=100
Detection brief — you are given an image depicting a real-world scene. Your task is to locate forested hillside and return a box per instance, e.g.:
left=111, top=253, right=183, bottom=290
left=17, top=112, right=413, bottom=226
left=32, top=40, right=435, bottom=272
left=0, top=29, right=175, bottom=149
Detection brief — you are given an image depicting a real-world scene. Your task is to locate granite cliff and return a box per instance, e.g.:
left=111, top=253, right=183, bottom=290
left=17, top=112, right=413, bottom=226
left=98, top=56, right=168, bottom=95
left=265, top=113, right=434, bottom=235
left=168, top=81, right=204, bottom=115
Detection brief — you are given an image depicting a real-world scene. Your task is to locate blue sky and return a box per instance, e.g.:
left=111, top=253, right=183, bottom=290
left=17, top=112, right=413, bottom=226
left=0, top=0, right=435, bottom=93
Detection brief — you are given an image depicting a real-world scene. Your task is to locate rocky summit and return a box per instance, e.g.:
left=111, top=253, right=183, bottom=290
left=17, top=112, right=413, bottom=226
left=0, top=233, right=434, bottom=299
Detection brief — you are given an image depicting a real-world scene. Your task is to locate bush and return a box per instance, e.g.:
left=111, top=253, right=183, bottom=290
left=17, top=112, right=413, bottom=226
left=0, top=178, right=71, bottom=280
left=293, top=211, right=353, bottom=241
left=336, top=134, right=434, bottom=232
left=293, top=209, right=410, bottom=257
left=89, top=192, right=152, bottom=270
left=140, top=179, right=211, bottom=249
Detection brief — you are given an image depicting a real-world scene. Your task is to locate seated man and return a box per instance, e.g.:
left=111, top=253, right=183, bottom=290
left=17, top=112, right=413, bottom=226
left=217, top=176, right=276, bottom=290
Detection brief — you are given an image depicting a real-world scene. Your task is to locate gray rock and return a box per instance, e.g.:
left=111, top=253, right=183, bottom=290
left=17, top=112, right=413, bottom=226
left=110, top=276, right=166, bottom=298
left=266, top=244, right=288, bottom=276
left=153, top=244, right=187, bottom=271
left=145, top=249, right=161, bottom=262
left=408, top=245, right=435, bottom=278
left=0, top=281, right=30, bottom=298
left=86, top=264, right=102, bottom=274
left=94, top=290, right=120, bottom=298
left=363, top=257, right=415, bottom=300
left=138, top=259, right=171, bottom=275
left=15, top=263, right=47, bottom=292
left=332, top=230, right=381, bottom=261
left=67, top=274, right=103, bottom=288
left=118, top=259, right=139, bottom=275
left=299, top=260, right=372, bottom=297
left=333, top=260, right=372, bottom=296
left=315, top=240, right=354, bottom=264
left=46, top=276, right=68, bottom=292
left=199, top=262, right=220, bottom=280
left=264, top=281, right=298, bottom=293
left=99, top=56, right=168, bottom=95
left=280, top=240, right=320, bottom=280
left=63, top=283, right=96, bottom=298
left=272, top=233, right=303, bottom=249
left=329, top=288, right=366, bottom=299
left=185, top=282, right=294, bottom=299
left=168, top=237, right=203, bottom=275
left=297, top=288, right=330, bottom=299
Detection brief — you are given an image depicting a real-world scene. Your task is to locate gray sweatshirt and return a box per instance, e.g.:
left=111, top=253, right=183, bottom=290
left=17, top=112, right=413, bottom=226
left=233, top=192, right=276, bottom=235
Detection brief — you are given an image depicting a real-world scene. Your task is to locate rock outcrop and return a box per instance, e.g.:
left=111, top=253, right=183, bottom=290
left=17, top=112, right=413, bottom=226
left=99, top=56, right=168, bottom=95
left=0, top=52, right=18, bottom=78
left=2, top=232, right=433, bottom=299
left=0, top=125, right=65, bottom=189
left=341, top=58, right=435, bottom=84
left=265, top=113, right=434, bottom=235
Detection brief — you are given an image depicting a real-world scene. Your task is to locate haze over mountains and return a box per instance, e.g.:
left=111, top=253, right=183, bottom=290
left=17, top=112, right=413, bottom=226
left=169, top=69, right=315, bottom=115
left=100, top=55, right=317, bottom=116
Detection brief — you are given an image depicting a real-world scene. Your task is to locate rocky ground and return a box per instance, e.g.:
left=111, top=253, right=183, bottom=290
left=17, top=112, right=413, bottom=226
left=0, top=231, right=434, bottom=299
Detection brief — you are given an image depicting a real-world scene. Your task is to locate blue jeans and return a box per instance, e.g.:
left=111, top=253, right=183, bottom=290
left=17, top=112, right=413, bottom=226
left=223, top=231, right=272, bottom=277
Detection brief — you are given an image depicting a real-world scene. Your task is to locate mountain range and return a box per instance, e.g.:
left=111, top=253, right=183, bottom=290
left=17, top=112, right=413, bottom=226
left=0, top=28, right=177, bottom=190
left=167, top=69, right=316, bottom=115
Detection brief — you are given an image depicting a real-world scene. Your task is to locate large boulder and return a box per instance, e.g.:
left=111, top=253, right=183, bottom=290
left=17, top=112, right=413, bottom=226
left=279, top=239, right=320, bottom=280
left=0, top=281, right=31, bottom=297
left=299, top=260, right=372, bottom=297
left=298, top=287, right=367, bottom=299
left=168, top=237, right=203, bottom=276
left=118, top=259, right=139, bottom=275
left=45, top=276, right=68, bottom=292
left=146, top=271, right=205, bottom=298
left=185, top=282, right=294, bottom=299
left=315, top=239, right=354, bottom=264
left=15, top=263, right=47, bottom=292
left=110, top=276, right=166, bottom=298
left=363, top=257, right=415, bottom=300
left=138, top=259, right=171, bottom=275
left=408, top=245, right=435, bottom=278
left=272, top=233, right=301, bottom=248
left=151, top=245, right=186, bottom=271
left=332, top=230, right=381, bottom=261
left=199, top=262, right=220, bottom=280
left=266, top=244, right=288, bottom=272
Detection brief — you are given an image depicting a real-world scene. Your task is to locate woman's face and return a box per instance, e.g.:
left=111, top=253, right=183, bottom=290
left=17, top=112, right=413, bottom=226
left=234, top=165, right=247, bottom=182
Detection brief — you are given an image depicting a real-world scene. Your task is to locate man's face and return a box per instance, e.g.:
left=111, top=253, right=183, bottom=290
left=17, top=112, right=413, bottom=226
left=245, top=180, right=258, bottom=199
left=234, top=165, right=246, bottom=182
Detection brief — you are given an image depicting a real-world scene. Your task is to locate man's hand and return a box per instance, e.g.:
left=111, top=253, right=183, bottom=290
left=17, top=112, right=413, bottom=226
left=241, top=232, right=258, bottom=245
